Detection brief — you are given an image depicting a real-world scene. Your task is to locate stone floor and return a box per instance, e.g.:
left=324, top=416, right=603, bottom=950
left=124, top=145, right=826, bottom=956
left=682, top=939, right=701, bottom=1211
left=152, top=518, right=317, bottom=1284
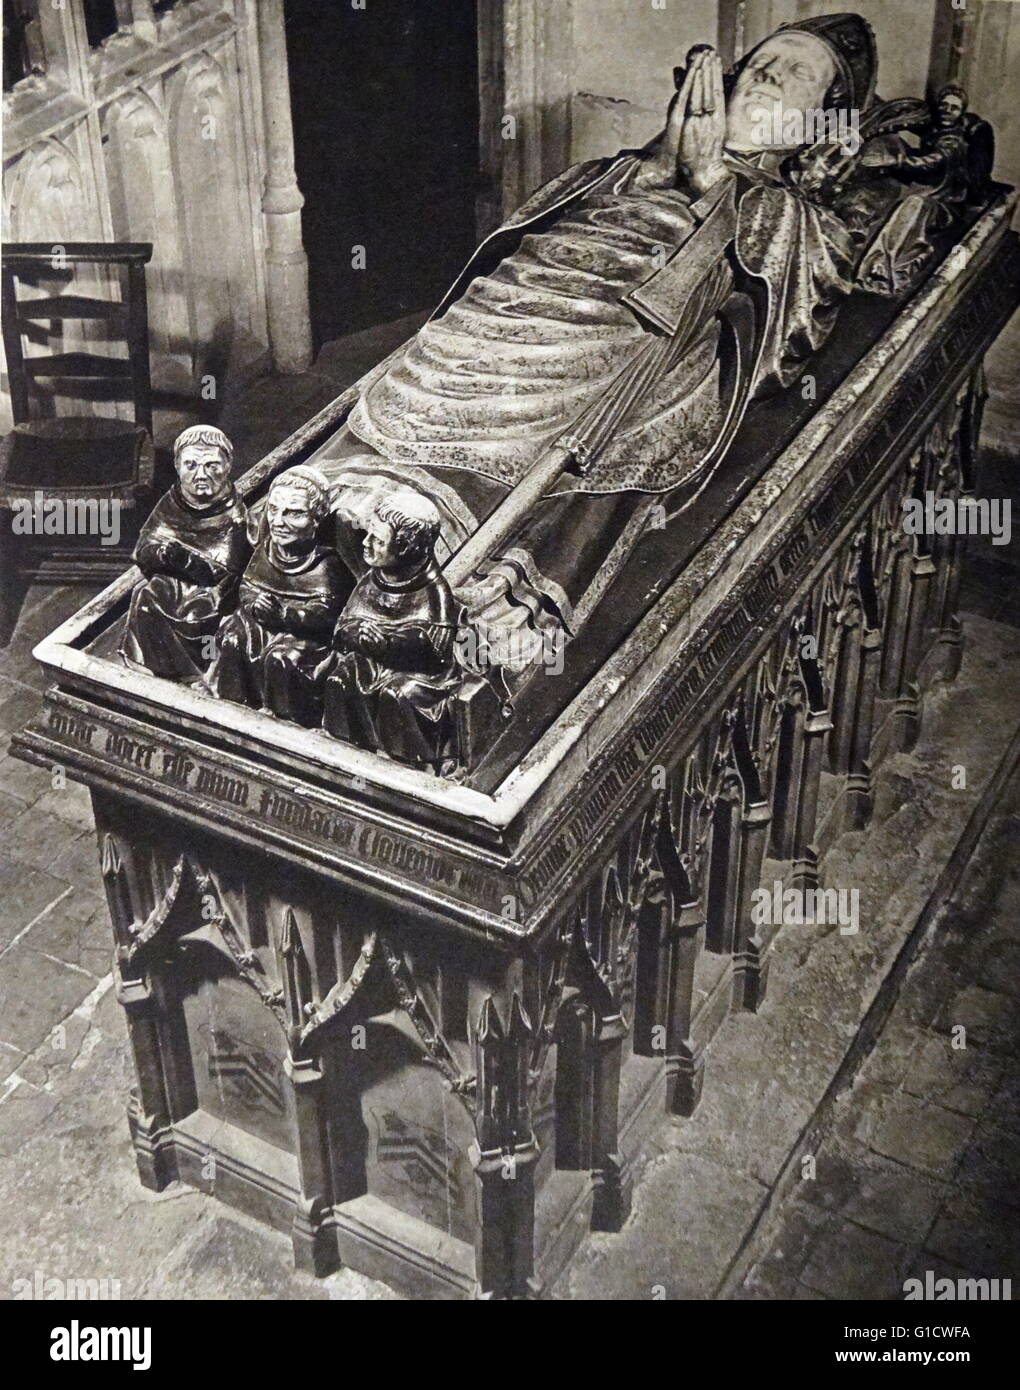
left=559, top=617, right=1020, bottom=1300
left=736, top=772, right=1020, bottom=1301
left=0, top=341, right=1018, bottom=1301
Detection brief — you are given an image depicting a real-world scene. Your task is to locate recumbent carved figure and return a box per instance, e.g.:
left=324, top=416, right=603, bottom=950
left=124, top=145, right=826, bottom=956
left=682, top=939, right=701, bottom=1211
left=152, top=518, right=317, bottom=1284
left=120, top=12, right=1000, bottom=778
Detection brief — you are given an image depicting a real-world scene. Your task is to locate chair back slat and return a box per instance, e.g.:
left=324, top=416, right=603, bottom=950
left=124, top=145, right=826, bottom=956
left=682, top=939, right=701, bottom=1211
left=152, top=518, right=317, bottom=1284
left=2, top=240, right=153, bottom=433
left=25, top=352, right=134, bottom=380
left=2, top=243, right=153, bottom=268
left=17, top=295, right=130, bottom=325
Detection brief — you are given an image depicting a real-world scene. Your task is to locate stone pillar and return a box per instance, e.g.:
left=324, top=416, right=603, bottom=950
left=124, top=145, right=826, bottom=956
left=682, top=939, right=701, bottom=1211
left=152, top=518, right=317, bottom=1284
left=929, top=0, right=980, bottom=91
left=590, top=1011, right=631, bottom=1231
left=845, top=625, right=882, bottom=831
left=553, top=992, right=595, bottom=1170
left=662, top=898, right=705, bottom=1118
left=102, top=827, right=176, bottom=1188
left=496, top=0, right=573, bottom=215
left=880, top=456, right=922, bottom=717
left=717, top=0, right=748, bottom=67
left=731, top=799, right=772, bottom=1012
left=894, top=552, right=938, bottom=753
left=285, top=1053, right=339, bottom=1276
left=937, top=539, right=969, bottom=680
left=279, top=905, right=337, bottom=1274
left=472, top=995, right=540, bottom=1299
left=637, top=812, right=707, bottom=1118
left=116, top=965, right=173, bottom=1192
left=705, top=795, right=741, bottom=956
left=256, top=0, right=313, bottom=374
left=936, top=372, right=986, bottom=681
left=790, top=706, right=833, bottom=891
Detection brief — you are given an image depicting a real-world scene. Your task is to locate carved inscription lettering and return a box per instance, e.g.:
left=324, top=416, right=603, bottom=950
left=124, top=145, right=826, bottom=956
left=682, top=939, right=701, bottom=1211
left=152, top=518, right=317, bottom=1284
left=195, top=766, right=249, bottom=807
left=48, top=709, right=96, bottom=747
left=161, top=752, right=196, bottom=787
left=105, top=732, right=157, bottom=771
left=258, top=788, right=353, bottom=846
left=456, top=864, right=503, bottom=903
left=531, top=835, right=573, bottom=886
left=360, top=827, right=460, bottom=887
left=40, top=704, right=512, bottom=918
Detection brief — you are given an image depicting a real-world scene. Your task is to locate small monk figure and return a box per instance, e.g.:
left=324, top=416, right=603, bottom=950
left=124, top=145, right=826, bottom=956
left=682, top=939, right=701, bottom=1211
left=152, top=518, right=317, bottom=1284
left=323, top=489, right=462, bottom=770
left=122, top=425, right=249, bottom=685
left=210, top=466, right=352, bottom=726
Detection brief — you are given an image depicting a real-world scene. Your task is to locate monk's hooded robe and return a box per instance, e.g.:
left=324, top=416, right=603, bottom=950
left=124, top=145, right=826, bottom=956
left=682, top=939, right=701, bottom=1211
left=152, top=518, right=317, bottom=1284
left=210, top=538, right=353, bottom=726
left=122, top=484, right=250, bottom=683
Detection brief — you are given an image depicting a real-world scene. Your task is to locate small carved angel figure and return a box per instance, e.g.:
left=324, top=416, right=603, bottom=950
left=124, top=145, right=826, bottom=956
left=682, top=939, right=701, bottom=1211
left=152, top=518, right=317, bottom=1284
left=322, top=489, right=462, bottom=771
left=210, top=466, right=353, bottom=726
left=122, top=425, right=249, bottom=685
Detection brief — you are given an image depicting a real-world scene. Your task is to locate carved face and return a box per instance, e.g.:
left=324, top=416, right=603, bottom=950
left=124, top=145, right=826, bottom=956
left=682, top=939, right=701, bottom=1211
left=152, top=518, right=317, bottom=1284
left=362, top=513, right=399, bottom=569
left=176, top=444, right=232, bottom=507
left=938, top=91, right=965, bottom=127
left=726, top=32, right=837, bottom=151
left=266, top=484, right=317, bottom=550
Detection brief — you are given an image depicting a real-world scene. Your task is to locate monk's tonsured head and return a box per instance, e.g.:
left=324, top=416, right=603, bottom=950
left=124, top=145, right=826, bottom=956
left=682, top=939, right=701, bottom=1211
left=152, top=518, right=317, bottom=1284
left=365, top=489, right=442, bottom=570
left=266, top=466, right=330, bottom=550
left=173, top=425, right=233, bottom=508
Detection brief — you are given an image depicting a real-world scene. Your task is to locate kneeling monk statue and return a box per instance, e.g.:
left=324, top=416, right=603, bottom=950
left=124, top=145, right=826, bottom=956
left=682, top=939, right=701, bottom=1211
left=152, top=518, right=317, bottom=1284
left=122, top=425, right=249, bottom=685
left=210, top=466, right=353, bottom=726
left=323, top=490, right=461, bottom=771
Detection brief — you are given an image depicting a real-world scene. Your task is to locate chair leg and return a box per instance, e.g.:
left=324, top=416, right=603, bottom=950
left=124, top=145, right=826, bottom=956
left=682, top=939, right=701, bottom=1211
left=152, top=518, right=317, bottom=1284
left=0, top=521, right=31, bottom=647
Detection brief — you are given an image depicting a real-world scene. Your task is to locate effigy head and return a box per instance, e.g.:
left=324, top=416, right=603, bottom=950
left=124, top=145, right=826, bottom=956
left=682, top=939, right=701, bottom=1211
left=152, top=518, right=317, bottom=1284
left=364, top=488, right=442, bottom=570
left=173, top=424, right=234, bottom=509
left=265, top=465, right=330, bottom=550
left=725, top=12, right=877, bottom=151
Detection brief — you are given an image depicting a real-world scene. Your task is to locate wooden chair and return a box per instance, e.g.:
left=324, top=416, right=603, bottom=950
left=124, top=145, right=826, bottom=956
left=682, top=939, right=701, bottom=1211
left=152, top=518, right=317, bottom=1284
left=0, top=242, right=155, bottom=644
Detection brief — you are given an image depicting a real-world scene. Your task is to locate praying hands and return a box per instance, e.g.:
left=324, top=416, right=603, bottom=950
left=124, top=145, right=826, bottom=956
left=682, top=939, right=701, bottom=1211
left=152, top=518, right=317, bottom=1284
left=638, top=46, right=729, bottom=195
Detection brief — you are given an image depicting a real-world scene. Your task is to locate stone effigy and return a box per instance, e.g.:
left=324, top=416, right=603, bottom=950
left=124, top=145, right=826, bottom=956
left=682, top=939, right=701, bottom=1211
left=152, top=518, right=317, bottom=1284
left=13, top=13, right=1020, bottom=1299
left=121, top=14, right=1003, bottom=778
